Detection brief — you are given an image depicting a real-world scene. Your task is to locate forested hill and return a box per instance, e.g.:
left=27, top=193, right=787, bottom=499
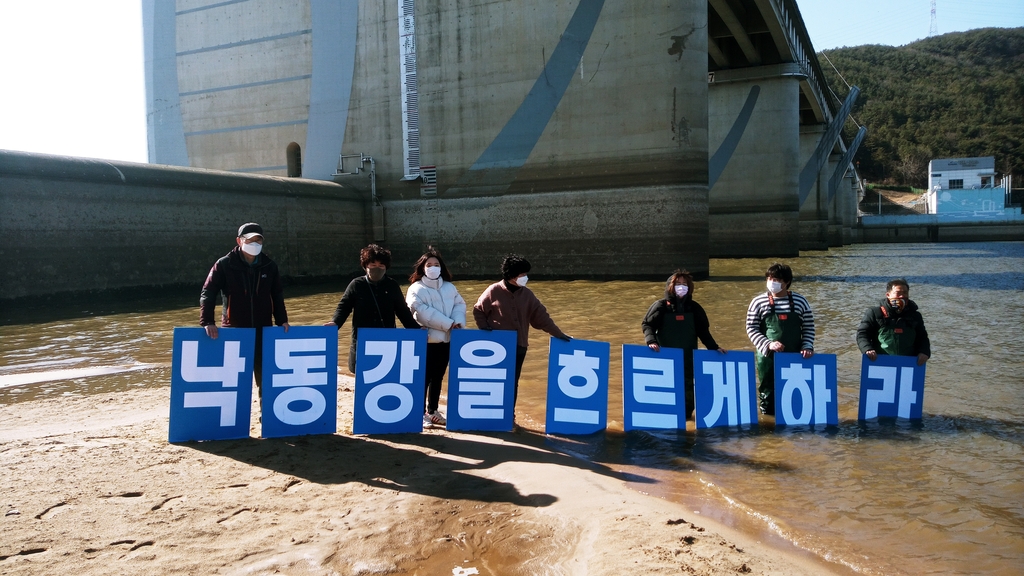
left=819, top=27, right=1023, bottom=187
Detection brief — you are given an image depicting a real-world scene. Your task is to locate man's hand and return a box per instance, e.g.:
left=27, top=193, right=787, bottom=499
left=800, top=349, right=814, bottom=359
left=557, top=334, right=572, bottom=342
left=716, top=348, right=728, bottom=355
left=648, top=343, right=661, bottom=352
left=865, top=350, right=878, bottom=361
left=204, top=325, right=218, bottom=339
left=917, top=353, right=929, bottom=366
left=768, top=341, right=785, bottom=353
left=282, top=322, right=290, bottom=333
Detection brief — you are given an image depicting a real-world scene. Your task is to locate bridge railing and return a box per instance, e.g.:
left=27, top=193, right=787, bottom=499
left=772, top=0, right=839, bottom=120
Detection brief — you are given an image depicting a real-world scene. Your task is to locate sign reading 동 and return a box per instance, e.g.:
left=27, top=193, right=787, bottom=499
left=773, top=352, right=838, bottom=427
left=858, top=354, right=925, bottom=421
left=694, top=350, right=758, bottom=429
left=621, top=344, right=686, bottom=431
left=446, top=329, right=517, bottom=432
left=169, top=327, right=254, bottom=442
left=260, top=326, right=338, bottom=438
left=545, top=337, right=610, bottom=435
left=353, top=328, right=427, bottom=434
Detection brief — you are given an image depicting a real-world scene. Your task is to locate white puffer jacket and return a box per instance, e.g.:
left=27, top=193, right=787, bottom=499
left=405, top=278, right=467, bottom=343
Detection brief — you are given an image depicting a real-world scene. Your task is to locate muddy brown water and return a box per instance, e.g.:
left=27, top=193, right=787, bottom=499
left=2, top=242, right=1022, bottom=574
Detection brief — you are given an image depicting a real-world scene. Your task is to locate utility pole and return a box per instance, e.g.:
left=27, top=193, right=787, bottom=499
left=929, top=0, right=938, bottom=36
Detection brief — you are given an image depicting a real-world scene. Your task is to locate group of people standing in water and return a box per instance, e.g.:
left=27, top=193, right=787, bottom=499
left=200, top=223, right=931, bottom=426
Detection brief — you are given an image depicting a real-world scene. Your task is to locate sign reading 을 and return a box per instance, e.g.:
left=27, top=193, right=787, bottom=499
left=622, top=344, right=686, bottom=431
left=261, top=326, right=338, bottom=438
left=546, top=338, right=610, bottom=435
left=773, top=352, right=838, bottom=427
left=353, top=328, right=427, bottom=434
left=693, top=350, right=758, bottom=429
left=169, top=327, right=254, bottom=442
left=447, top=329, right=517, bottom=432
left=858, top=354, right=926, bottom=421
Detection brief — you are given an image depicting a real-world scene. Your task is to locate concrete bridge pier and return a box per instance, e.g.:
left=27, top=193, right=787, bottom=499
left=708, top=66, right=802, bottom=258
left=798, top=125, right=831, bottom=251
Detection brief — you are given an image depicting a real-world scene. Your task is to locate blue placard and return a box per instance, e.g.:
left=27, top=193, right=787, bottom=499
left=545, top=337, right=610, bottom=435
left=260, top=326, right=338, bottom=438
left=353, top=328, right=428, bottom=434
left=622, top=344, right=687, bottom=431
left=858, top=354, right=926, bottom=420
left=447, top=329, right=517, bottom=432
left=773, top=352, right=838, bottom=427
left=693, top=349, right=758, bottom=429
left=169, top=327, right=255, bottom=442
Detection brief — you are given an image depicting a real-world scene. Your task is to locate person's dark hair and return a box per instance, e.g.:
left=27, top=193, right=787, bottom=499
left=360, top=244, right=392, bottom=269
left=665, top=269, right=694, bottom=300
left=409, top=246, right=453, bottom=283
left=765, top=262, right=793, bottom=286
left=886, top=278, right=910, bottom=294
left=501, top=254, right=531, bottom=281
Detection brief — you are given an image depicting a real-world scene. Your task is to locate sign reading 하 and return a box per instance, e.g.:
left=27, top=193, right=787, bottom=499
left=169, top=327, right=254, bottom=442
left=353, top=328, right=427, bottom=434
left=773, top=352, right=838, bottom=427
left=694, top=350, right=758, bottom=429
left=858, top=354, right=926, bottom=421
left=261, top=326, right=338, bottom=438
left=447, top=329, right=517, bottom=432
left=545, top=337, right=610, bottom=435
left=621, top=344, right=686, bottom=431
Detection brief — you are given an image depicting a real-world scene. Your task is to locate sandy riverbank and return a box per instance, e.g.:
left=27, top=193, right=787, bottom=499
left=0, top=378, right=839, bottom=575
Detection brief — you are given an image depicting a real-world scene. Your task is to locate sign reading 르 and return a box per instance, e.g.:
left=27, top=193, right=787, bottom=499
left=260, top=326, right=338, bottom=438
left=773, top=352, right=838, bottom=427
left=621, top=344, right=686, bottom=431
left=169, top=327, right=255, bottom=442
left=353, top=328, right=427, bottom=434
left=447, top=329, right=517, bottom=432
left=858, top=354, right=926, bottom=421
left=694, top=350, right=758, bottom=429
left=545, top=337, right=610, bottom=435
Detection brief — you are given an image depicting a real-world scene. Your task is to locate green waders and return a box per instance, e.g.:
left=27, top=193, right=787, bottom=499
left=754, top=293, right=803, bottom=415
left=657, top=307, right=698, bottom=418
left=878, top=316, right=917, bottom=357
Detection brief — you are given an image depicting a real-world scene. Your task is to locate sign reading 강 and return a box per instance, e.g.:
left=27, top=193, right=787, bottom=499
left=169, top=327, right=254, bottom=442
left=694, top=350, right=758, bottom=429
left=621, top=344, right=686, bottom=431
left=261, top=326, right=338, bottom=438
left=858, top=354, right=925, bottom=420
left=773, top=352, right=838, bottom=426
left=545, top=338, right=610, bottom=435
left=353, top=328, right=427, bottom=434
left=447, top=329, right=516, bottom=432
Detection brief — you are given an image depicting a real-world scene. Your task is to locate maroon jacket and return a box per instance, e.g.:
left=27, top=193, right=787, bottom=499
left=472, top=281, right=565, bottom=348
left=200, top=247, right=288, bottom=329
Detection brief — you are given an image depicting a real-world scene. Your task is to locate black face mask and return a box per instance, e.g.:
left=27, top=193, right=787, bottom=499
left=367, top=267, right=386, bottom=282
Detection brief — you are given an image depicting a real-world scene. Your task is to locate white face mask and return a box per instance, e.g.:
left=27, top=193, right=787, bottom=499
left=241, top=241, right=262, bottom=256
left=515, top=275, right=529, bottom=287
left=424, top=266, right=441, bottom=280
left=767, top=280, right=783, bottom=294
left=674, top=284, right=689, bottom=298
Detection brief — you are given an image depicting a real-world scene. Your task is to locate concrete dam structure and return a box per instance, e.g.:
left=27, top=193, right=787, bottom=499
left=145, top=0, right=862, bottom=275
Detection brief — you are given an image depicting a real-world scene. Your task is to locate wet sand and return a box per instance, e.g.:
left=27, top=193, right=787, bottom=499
left=0, top=377, right=839, bottom=575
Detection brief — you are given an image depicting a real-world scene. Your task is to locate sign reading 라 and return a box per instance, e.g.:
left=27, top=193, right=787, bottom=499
left=859, top=354, right=926, bottom=421
left=622, top=344, right=686, bottom=431
left=353, top=328, right=427, bottom=434
left=447, top=329, right=517, bottom=432
left=546, top=338, right=610, bottom=435
left=169, top=327, right=254, bottom=442
left=773, top=353, right=838, bottom=427
left=260, top=326, right=338, bottom=439
left=694, top=350, right=758, bottom=429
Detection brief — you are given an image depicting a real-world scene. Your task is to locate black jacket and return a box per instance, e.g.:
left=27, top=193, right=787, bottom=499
left=200, top=247, right=288, bottom=329
left=856, top=298, right=931, bottom=357
left=641, top=295, right=720, bottom=351
left=332, top=275, right=419, bottom=339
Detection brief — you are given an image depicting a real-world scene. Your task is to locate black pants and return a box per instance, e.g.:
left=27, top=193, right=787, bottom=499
left=513, top=345, right=528, bottom=408
left=253, top=329, right=264, bottom=399
left=424, top=342, right=450, bottom=413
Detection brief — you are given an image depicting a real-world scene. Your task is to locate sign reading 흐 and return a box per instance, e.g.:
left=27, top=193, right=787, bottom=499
left=546, top=337, right=610, bottom=435
left=858, top=354, right=926, bottom=421
left=621, top=344, right=686, bottom=431
left=446, top=329, right=517, bottom=432
left=353, top=328, right=427, bottom=434
left=169, top=327, right=254, bottom=442
left=260, top=326, right=338, bottom=438
left=694, top=350, right=758, bottom=429
left=773, top=352, right=838, bottom=427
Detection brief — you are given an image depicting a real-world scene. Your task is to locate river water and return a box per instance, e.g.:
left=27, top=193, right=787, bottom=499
left=1, top=242, right=1022, bottom=574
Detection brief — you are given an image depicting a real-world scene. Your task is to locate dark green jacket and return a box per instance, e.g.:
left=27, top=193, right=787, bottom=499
left=856, top=298, right=931, bottom=357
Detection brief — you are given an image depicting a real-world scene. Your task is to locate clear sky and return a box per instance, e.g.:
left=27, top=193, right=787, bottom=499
left=0, top=0, right=1021, bottom=163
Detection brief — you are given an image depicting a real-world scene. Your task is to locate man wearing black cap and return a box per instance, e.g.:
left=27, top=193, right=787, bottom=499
left=200, top=222, right=289, bottom=397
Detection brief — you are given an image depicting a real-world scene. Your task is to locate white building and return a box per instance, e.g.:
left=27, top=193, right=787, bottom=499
left=928, top=157, right=997, bottom=191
